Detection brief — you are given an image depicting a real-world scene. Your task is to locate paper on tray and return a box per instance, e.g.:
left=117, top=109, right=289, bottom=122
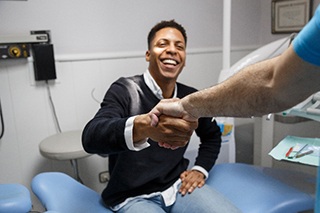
left=269, top=135, right=320, bottom=166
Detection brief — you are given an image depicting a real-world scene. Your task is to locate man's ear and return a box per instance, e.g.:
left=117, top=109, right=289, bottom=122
left=145, top=50, right=150, bottom=62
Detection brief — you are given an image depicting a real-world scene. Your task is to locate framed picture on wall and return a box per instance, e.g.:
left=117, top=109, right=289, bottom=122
left=272, top=0, right=312, bottom=34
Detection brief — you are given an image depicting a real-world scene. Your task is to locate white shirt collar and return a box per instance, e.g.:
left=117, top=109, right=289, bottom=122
left=143, top=70, right=177, bottom=100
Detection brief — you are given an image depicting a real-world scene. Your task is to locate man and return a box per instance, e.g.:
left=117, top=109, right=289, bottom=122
left=150, top=4, right=320, bottom=140
left=82, top=20, right=240, bottom=213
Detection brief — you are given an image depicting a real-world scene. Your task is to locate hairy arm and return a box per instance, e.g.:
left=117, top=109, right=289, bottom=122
left=180, top=45, right=320, bottom=118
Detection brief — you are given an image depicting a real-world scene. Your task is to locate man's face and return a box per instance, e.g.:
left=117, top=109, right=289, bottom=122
left=146, top=27, right=186, bottom=83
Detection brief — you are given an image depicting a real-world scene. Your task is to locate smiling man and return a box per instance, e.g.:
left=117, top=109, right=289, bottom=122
left=82, top=20, right=240, bottom=213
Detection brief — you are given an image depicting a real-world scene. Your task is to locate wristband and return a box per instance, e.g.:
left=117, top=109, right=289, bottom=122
left=293, top=5, right=320, bottom=66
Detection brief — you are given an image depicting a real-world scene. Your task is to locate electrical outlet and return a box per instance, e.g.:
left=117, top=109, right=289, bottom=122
left=99, top=171, right=110, bottom=183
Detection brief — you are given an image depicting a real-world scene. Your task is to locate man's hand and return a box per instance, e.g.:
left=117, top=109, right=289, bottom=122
left=179, top=170, right=205, bottom=196
left=148, top=98, right=198, bottom=149
left=134, top=114, right=198, bottom=149
left=149, top=98, right=198, bottom=126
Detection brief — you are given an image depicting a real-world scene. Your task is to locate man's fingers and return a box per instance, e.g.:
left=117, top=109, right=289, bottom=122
left=158, top=142, right=185, bottom=149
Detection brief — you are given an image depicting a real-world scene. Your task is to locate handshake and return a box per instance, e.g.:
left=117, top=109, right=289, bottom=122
left=148, top=98, right=199, bottom=149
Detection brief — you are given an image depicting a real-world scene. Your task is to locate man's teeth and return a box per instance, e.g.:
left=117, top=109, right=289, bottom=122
left=163, top=59, right=177, bottom=65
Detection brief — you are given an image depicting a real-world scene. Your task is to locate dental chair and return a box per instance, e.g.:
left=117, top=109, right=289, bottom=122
left=32, top=164, right=315, bottom=213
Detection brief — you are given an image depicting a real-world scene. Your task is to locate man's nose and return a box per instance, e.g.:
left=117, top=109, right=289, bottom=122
left=166, top=43, right=177, bottom=54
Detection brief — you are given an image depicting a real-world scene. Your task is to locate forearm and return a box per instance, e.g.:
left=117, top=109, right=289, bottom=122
left=132, top=114, right=152, bottom=143
left=182, top=57, right=281, bottom=118
left=82, top=117, right=128, bottom=154
left=182, top=46, right=320, bottom=118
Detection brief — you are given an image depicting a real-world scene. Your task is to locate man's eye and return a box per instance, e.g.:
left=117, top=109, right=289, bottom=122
left=177, top=45, right=185, bottom=50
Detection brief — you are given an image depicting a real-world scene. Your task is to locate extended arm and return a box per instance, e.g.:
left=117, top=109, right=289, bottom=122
left=182, top=45, right=320, bottom=118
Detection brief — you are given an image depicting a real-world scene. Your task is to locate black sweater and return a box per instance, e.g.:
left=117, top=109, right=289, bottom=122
left=82, top=75, right=221, bottom=207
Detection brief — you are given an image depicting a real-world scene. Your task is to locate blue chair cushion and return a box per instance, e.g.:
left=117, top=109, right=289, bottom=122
left=0, top=184, right=32, bottom=213
left=32, top=172, right=112, bottom=213
left=206, top=163, right=315, bottom=213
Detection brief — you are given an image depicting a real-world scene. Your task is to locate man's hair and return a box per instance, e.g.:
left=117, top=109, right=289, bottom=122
left=147, top=20, right=187, bottom=49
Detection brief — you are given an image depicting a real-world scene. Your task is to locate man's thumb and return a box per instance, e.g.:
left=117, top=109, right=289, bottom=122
left=149, top=113, right=159, bottom=127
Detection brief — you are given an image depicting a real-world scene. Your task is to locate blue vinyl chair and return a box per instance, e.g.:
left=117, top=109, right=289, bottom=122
left=32, top=163, right=315, bottom=213
left=207, top=163, right=315, bottom=213
left=0, top=183, right=32, bottom=213
left=32, top=172, right=112, bottom=213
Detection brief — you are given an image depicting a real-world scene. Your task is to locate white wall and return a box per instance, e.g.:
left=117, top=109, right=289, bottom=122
left=0, top=0, right=261, bottom=54
left=1, top=0, right=301, bottom=211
